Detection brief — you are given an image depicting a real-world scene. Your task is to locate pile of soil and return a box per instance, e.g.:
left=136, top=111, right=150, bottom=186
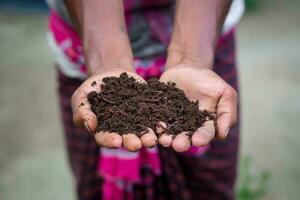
left=87, top=73, right=214, bottom=136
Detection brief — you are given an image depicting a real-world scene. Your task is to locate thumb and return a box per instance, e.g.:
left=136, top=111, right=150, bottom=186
left=71, top=88, right=98, bottom=132
left=216, top=86, right=238, bottom=139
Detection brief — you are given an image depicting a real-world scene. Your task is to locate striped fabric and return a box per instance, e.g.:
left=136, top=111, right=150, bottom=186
left=57, top=30, right=239, bottom=200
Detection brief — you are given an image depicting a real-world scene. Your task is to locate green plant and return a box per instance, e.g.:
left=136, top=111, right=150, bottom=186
left=237, top=156, right=271, bottom=200
left=245, top=0, right=261, bottom=11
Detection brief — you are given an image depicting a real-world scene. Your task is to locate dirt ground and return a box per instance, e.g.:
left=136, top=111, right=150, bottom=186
left=0, top=1, right=299, bottom=200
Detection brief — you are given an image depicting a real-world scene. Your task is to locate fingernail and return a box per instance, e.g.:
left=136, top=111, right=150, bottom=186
left=84, top=120, right=91, bottom=132
left=225, top=128, right=230, bottom=137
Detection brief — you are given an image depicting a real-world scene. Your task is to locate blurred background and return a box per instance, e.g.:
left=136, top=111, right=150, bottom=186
left=0, top=0, right=299, bottom=199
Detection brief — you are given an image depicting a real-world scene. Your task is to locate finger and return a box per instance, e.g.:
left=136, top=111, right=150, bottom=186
left=216, top=86, right=238, bottom=139
left=158, top=133, right=173, bottom=147
left=122, top=134, right=142, bottom=152
left=140, top=128, right=158, bottom=148
left=192, top=120, right=215, bottom=147
left=94, top=132, right=122, bottom=148
left=74, top=106, right=98, bottom=132
left=71, top=88, right=98, bottom=132
left=155, top=121, right=168, bottom=135
left=172, top=132, right=191, bottom=152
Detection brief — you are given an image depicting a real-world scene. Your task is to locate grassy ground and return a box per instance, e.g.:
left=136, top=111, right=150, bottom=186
left=0, top=1, right=299, bottom=199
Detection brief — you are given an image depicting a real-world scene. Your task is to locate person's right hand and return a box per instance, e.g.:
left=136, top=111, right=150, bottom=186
left=71, top=68, right=161, bottom=152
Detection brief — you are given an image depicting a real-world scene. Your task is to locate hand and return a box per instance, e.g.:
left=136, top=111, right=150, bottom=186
left=71, top=68, right=159, bottom=152
left=159, top=64, right=238, bottom=152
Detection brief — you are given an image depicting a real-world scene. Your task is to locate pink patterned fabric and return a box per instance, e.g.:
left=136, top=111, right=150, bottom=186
left=49, top=11, right=86, bottom=74
left=49, top=10, right=210, bottom=200
left=98, top=147, right=161, bottom=200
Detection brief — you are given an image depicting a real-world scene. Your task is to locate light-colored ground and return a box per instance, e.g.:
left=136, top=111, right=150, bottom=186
left=238, top=2, right=300, bottom=199
left=0, top=12, right=75, bottom=200
left=0, top=1, right=299, bottom=200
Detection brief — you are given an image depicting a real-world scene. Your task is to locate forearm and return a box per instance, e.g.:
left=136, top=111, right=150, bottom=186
left=167, top=0, right=232, bottom=68
left=64, top=0, right=133, bottom=75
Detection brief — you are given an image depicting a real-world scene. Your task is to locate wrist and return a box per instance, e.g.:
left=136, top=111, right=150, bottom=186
left=166, top=44, right=214, bottom=70
left=91, top=65, right=135, bottom=76
left=84, top=32, right=134, bottom=75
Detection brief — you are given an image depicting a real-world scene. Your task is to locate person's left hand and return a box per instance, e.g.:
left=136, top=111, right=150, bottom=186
left=158, top=64, right=238, bottom=152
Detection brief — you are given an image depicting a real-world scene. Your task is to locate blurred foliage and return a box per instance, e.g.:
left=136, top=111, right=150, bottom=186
left=237, top=156, right=271, bottom=200
left=245, top=0, right=261, bottom=11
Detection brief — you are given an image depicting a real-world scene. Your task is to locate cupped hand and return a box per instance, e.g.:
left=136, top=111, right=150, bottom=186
left=71, top=65, right=237, bottom=153
left=158, top=65, right=238, bottom=152
left=71, top=68, right=159, bottom=152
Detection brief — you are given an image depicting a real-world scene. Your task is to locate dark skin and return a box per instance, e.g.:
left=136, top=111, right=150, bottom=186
left=67, top=0, right=238, bottom=152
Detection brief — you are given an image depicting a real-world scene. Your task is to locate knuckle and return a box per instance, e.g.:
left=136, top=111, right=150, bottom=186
left=227, top=86, right=237, bottom=99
